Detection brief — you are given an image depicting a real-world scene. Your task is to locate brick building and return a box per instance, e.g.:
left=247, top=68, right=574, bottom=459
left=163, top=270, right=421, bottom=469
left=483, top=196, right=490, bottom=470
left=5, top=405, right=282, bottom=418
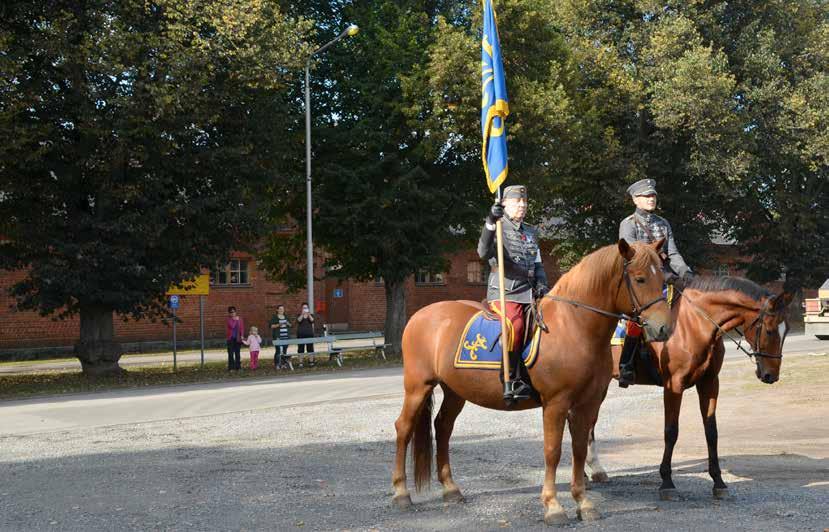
left=0, top=246, right=530, bottom=353
left=1, top=235, right=788, bottom=355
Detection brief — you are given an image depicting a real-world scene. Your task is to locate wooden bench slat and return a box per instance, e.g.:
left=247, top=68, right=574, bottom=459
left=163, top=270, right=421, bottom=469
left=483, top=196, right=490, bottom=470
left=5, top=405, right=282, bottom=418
left=271, top=332, right=390, bottom=369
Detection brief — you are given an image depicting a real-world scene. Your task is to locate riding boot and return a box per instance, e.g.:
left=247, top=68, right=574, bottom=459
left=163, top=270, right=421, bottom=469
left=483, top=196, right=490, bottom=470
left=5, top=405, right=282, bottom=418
left=618, top=335, right=640, bottom=388
left=503, top=350, right=532, bottom=404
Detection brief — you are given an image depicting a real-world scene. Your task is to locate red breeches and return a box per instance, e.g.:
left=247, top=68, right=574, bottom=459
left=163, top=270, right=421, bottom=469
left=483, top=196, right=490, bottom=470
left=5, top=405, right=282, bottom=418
left=489, top=300, right=525, bottom=353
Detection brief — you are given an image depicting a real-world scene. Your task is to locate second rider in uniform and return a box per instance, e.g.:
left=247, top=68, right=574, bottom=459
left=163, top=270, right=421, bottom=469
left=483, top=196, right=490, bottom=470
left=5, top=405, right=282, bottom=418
left=616, top=178, right=693, bottom=386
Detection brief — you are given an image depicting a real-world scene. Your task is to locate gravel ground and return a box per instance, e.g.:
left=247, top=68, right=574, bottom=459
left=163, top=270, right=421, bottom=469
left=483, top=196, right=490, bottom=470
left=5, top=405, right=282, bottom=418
left=0, top=356, right=827, bottom=531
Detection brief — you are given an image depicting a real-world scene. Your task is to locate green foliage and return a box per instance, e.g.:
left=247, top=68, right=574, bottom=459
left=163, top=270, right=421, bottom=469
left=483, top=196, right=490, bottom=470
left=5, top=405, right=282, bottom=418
left=420, top=0, right=828, bottom=284
left=263, top=0, right=481, bottom=290
left=0, top=0, right=314, bottom=319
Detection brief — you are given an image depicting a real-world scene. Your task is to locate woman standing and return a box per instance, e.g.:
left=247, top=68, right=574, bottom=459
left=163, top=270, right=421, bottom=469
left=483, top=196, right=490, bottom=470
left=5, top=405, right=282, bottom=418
left=296, top=303, right=316, bottom=367
left=226, top=306, right=245, bottom=371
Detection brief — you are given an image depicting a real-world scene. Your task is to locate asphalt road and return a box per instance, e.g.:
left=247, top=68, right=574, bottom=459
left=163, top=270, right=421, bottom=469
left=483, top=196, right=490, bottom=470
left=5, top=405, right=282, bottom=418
left=0, top=334, right=825, bottom=437
left=1, top=330, right=824, bottom=376
left=0, top=335, right=827, bottom=531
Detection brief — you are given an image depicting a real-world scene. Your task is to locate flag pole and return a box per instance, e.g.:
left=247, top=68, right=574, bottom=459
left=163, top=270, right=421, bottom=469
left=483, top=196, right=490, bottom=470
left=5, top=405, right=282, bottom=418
left=495, top=187, right=511, bottom=388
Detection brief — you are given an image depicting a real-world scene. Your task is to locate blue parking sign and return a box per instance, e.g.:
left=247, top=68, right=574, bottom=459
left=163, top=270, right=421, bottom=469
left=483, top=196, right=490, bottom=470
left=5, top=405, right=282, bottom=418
left=169, top=295, right=180, bottom=309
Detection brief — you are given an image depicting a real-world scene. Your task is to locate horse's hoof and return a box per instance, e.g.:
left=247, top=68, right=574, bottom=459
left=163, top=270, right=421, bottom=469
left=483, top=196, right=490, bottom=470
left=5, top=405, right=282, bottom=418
left=392, top=494, right=413, bottom=509
left=543, top=509, right=568, bottom=526
left=713, top=487, right=730, bottom=500
left=443, top=489, right=465, bottom=504
left=659, top=488, right=679, bottom=501
left=577, top=507, right=601, bottom=522
left=591, top=471, right=610, bottom=483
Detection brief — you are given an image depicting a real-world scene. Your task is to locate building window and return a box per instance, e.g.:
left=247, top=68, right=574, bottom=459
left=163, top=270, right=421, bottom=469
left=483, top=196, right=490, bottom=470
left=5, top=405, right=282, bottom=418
left=466, top=261, right=488, bottom=284
left=715, top=264, right=730, bottom=277
left=211, top=260, right=249, bottom=286
left=415, top=270, right=445, bottom=285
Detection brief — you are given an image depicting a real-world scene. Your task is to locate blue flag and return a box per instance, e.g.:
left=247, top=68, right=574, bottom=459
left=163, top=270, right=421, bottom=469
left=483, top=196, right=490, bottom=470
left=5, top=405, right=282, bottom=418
left=481, top=0, right=509, bottom=194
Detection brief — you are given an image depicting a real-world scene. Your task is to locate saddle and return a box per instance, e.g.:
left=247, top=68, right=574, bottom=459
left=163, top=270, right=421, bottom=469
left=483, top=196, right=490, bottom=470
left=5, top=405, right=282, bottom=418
left=454, top=307, right=542, bottom=371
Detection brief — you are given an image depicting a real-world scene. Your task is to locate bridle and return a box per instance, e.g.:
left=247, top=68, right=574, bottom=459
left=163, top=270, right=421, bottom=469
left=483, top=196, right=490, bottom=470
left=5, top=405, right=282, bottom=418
left=621, top=259, right=667, bottom=316
left=678, top=288, right=786, bottom=361
left=545, top=257, right=666, bottom=326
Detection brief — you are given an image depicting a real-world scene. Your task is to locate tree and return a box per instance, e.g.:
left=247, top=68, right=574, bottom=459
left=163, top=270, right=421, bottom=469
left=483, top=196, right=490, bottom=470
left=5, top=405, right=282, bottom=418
left=261, top=0, right=482, bottom=355
left=263, top=0, right=827, bottom=352
left=423, top=0, right=828, bottom=285
left=0, top=0, right=313, bottom=374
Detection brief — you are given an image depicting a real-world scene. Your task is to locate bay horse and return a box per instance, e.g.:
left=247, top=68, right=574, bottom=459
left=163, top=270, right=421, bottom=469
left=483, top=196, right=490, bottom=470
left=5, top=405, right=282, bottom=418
left=584, top=276, right=793, bottom=500
left=392, top=239, right=672, bottom=525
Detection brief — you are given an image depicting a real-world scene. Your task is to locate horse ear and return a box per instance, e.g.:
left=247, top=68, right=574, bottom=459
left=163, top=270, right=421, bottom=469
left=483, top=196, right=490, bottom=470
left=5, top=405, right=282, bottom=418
left=653, top=237, right=666, bottom=253
left=770, top=291, right=794, bottom=313
left=618, top=238, right=635, bottom=261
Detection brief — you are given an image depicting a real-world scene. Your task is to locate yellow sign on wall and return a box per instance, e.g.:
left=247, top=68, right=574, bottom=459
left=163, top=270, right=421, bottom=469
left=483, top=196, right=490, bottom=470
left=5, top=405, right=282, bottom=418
left=166, top=274, right=210, bottom=296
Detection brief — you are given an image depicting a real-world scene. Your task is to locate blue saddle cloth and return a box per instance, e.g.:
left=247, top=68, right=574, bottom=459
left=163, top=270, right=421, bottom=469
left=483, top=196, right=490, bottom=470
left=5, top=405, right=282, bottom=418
left=612, top=284, right=673, bottom=345
left=454, top=311, right=541, bottom=370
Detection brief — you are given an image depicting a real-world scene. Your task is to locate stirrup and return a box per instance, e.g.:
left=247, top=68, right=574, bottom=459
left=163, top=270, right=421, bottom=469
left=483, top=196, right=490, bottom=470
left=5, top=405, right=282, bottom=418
left=503, top=380, right=532, bottom=404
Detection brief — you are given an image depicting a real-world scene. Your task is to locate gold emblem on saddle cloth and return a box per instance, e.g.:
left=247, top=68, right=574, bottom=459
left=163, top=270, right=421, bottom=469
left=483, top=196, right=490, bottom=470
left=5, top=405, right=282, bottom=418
left=463, top=333, right=488, bottom=360
left=454, top=310, right=542, bottom=370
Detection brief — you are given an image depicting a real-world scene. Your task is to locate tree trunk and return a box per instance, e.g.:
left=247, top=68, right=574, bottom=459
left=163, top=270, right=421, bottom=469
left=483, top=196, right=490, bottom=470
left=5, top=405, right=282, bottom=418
left=75, top=306, right=124, bottom=376
left=384, top=279, right=406, bottom=357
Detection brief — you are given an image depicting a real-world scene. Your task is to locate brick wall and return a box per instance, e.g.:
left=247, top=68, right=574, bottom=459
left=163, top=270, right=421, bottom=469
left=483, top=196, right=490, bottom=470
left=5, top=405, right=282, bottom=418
left=0, top=269, right=81, bottom=348
left=346, top=243, right=561, bottom=331
left=1, top=243, right=563, bottom=349
left=0, top=252, right=324, bottom=350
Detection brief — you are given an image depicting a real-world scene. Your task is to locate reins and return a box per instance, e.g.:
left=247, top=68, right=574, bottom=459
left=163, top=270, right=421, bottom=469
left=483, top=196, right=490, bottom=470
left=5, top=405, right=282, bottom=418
left=544, top=295, right=637, bottom=322
left=675, top=286, right=784, bottom=360
left=544, top=258, right=666, bottom=326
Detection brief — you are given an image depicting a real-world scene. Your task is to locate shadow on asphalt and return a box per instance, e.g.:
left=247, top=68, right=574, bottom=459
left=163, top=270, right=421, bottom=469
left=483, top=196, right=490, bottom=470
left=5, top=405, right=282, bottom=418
left=2, top=430, right=825, bottom=531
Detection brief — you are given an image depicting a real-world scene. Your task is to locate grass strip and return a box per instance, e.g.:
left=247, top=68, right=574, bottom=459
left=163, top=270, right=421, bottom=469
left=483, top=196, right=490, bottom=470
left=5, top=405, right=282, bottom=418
left=0, top=352, right=401, bottom=401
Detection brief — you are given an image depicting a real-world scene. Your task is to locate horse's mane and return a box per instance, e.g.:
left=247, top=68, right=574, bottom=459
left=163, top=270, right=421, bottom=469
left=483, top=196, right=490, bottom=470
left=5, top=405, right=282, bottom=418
left=684, top=275, right=771, bottom=302
left=554, top=243, right=653, bottom=297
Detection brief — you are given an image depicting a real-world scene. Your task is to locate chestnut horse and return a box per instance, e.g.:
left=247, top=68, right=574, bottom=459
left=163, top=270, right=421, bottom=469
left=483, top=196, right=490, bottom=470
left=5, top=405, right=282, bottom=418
left=392, top=239, right=672, bottom=525
left=584, top=276, right=792, bottom=500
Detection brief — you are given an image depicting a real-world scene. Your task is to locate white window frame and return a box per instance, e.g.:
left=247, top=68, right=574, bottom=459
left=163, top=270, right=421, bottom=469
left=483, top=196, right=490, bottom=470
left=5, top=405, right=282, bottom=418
left=466, top=260, right=488, bottom=284
left=211, top=259, right=250, bottom=287
left=415, top=270, right=446, bottom=285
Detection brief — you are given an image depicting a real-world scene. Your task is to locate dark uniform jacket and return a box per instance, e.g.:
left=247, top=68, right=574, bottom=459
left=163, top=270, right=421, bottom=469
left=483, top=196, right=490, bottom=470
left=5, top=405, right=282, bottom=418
left=477, top=215, right=548, bottom=304
left=619, top=208, right=690, bottom=276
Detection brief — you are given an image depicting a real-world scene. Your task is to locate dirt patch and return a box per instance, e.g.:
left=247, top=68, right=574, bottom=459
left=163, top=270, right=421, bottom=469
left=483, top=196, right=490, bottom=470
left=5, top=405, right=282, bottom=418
left=604, top=353, right=829, bottom=486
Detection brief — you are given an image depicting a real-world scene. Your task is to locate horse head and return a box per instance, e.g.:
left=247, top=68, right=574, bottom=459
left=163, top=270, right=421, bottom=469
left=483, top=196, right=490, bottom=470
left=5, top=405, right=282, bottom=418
left=617, top=238, right=672, bottom=342
left=743, top=291, right=793, bottom=384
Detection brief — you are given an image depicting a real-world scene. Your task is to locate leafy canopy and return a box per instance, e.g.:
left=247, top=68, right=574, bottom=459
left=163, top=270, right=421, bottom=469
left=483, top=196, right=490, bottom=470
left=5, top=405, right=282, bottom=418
left=0, top=0, right=314, bottom=317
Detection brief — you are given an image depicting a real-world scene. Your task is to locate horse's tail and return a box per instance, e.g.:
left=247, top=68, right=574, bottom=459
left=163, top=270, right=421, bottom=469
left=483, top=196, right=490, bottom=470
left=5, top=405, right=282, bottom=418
left=412, top=389, right=434, bottom=492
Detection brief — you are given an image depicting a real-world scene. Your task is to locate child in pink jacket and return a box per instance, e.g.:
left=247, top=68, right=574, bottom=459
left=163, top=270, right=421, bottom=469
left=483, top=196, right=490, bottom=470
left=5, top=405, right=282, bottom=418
left=242, top=326, right=263, bottom=370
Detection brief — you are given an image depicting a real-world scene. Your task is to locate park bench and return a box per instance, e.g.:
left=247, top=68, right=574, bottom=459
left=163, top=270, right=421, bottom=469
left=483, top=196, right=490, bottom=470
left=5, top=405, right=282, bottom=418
left=326, top=331, right=389, bottom=363
left=272, top=331, right=389, bottom=370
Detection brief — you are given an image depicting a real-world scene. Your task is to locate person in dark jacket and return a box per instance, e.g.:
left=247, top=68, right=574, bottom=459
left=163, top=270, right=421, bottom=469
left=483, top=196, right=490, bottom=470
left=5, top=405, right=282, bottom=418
left=226, top=306, right=245, bottom=371
left=477, top=184, right=549, bottom=403
left=296, top=303, right=316, bottom=367
left=269, top=304, right=291, bottom=369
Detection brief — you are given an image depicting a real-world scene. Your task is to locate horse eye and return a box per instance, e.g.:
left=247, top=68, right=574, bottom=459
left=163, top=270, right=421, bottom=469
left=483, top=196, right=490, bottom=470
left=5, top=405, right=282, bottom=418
left=635, top=276, right=646, bottom=284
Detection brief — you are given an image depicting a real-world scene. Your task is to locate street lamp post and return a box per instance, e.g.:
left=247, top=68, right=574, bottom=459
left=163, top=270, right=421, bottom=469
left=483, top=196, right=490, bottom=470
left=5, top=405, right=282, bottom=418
left=304, top=24, right=359, bottom=312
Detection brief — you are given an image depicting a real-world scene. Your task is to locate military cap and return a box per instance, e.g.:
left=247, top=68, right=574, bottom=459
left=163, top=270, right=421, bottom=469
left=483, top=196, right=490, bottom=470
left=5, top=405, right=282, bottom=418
left=503, top=184, right=528, bottom=200
left=626, top=178, right=657, bottom=196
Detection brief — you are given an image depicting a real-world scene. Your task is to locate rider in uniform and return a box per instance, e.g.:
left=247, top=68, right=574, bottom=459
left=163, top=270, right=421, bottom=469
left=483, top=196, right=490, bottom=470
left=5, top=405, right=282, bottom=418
left=477, top=185, right=549, bottom=403
left=617, top=178, right=692, bottom=386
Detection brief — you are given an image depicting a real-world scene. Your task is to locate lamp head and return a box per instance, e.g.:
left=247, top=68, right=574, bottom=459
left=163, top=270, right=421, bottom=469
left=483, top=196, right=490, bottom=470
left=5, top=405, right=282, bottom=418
left=346, top=24, right=359, bottom=37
